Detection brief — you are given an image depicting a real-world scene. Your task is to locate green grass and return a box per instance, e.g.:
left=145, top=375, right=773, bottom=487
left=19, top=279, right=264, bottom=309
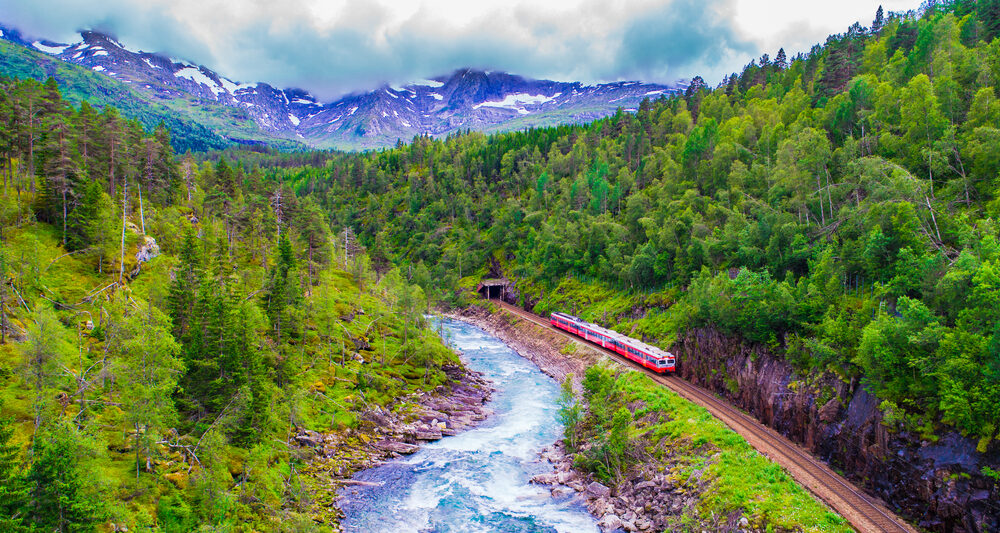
left=589, top=368, right=850, bottom=532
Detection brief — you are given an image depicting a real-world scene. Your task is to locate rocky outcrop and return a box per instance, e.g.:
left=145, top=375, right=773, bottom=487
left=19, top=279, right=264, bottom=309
left=676, top=328, right=1000, bottom=533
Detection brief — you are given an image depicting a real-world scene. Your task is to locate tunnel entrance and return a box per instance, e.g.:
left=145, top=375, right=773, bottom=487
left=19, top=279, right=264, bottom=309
left=476, top=279, right=508, bottom=301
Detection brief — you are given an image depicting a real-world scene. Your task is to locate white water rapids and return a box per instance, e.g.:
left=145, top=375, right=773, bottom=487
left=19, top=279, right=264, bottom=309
left=337, top=317, right=599, bottom=533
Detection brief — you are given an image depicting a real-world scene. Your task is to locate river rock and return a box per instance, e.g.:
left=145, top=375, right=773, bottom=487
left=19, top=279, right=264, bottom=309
left=598, top=514, right=622, bottom=530
left=551, top=486, right=574, bottom=498
left=587, top=481, right=611, bottom=498
left=413, top=426, right=443, bottom=441
left=531, top=473, right=559, bottom=485
left=376, top=441, right=419, bottom=455
left=634, top=480, right=656, bottom=491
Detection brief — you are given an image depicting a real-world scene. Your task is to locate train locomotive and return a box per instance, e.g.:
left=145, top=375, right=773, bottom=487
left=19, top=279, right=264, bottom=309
left=549, top=312, right=676, bottom=373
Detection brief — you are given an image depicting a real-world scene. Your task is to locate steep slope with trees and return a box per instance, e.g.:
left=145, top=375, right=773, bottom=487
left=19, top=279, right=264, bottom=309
left=0, top=76, right=459, bottom=530
left=257, top=2, right=1000, bottom=530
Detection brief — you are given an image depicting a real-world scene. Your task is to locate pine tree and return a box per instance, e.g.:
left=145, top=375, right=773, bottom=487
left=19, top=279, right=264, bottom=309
left=167, top=226, right=202, bottom=341
left=21, top=307, right=73, bottom=433
left=25, top=425, right=102, bottom=532
left=0, top=401, right=28, bottom=532
left=115, top=300, right=183, bottom=480
left=872, top=5, right=885, bottom=34
left=40, top=109, right=81, bottom=246
left=0, top=246, right=9, bottom=345
left=775, top=48, right=788, bottom=70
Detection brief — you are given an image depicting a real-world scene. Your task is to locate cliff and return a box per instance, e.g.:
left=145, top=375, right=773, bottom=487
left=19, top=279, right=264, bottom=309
left=675, top=328, right=1000, bottom=533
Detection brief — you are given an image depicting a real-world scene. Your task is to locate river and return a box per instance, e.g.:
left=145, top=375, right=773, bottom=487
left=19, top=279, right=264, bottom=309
left=337, top=317, right=599, bottom=533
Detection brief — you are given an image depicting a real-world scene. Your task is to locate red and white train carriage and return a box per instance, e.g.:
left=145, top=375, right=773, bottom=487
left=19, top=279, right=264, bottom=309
left=549, top=312, right=676, bottom=373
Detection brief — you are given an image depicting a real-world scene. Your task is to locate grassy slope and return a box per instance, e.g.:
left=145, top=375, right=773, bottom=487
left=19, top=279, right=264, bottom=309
left=607, top=368, right=850, bottom=532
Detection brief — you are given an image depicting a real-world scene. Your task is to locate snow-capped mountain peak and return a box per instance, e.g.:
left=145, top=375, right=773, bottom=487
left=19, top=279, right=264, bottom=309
left=3, top=26, right=684, bottom=150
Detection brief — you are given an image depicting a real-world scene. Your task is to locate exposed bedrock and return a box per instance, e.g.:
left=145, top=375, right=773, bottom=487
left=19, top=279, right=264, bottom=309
left=675, top=328, right=1000, bottom=533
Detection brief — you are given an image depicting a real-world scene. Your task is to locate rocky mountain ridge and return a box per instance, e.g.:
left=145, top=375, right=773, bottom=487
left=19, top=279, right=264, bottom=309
left=1, top=25, right=684, bottom=150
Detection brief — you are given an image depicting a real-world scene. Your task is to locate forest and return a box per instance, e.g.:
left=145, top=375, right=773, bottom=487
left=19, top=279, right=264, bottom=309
left=1, top=0, right=1000, bottom=530
left=0, top=79, right=452, bottom=529
left=257, top=0, right=1000, bottom=452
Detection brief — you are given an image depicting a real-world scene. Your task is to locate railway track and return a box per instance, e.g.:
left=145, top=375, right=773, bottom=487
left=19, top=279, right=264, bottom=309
left=492, top=299, right=916, bottom=533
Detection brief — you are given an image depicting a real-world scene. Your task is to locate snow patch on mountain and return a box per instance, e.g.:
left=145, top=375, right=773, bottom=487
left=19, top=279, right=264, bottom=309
left=473, top=93, right=555, bottom=111
left=415, top=79, right=444, bottom=88
left=175, top=67, right=217, bottom=88
left=288, top=114, right=300, bottom=126
left=218, top=77, right=239, bottom=94
left=33, top=41, right=68, bottom=54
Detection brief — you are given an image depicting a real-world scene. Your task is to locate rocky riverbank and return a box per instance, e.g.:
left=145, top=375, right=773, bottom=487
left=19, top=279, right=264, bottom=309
left=448, top=305, right=735, bottom=532
left=529, top=440, right=722, bottom=533
left=297, top=363, right=493, bottom=528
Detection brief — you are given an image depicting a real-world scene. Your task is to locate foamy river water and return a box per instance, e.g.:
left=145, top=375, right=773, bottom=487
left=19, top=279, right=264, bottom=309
left=337, top=317, right=599, bottom=533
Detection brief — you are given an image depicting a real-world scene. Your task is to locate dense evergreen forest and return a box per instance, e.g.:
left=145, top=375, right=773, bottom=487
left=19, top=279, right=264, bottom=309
left=0, top=78, right=454, bottom=529
left=259, top=1, right=1000, bottom=452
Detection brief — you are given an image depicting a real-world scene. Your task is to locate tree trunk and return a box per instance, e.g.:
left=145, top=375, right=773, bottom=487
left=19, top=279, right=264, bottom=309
left=62, top=181, right=68, bottom=246
left=28, top=101, right=35, bottom=193
left=137, top=182, right=146, bottom=235
left=120, top=179, right=128, bottom=284
left=815, top=175, right=826, bottom=226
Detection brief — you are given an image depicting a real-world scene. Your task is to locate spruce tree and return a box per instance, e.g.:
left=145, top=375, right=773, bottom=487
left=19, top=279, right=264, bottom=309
left=775, top=47, right=788, bottom=70
left=66, top=178, right=100, bottom=252
left=0, top=401, right=28, bottom=532
left=167, top=226, right=202, bottom=341
left=263, top=234, right=301, bottom=344
left=25, top=426, right=102, bottom=532
left=872, top=5, right=885, bottom=34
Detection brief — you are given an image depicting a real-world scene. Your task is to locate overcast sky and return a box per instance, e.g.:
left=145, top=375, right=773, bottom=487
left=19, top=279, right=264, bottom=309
left=1, top=0, right=918, bottom=100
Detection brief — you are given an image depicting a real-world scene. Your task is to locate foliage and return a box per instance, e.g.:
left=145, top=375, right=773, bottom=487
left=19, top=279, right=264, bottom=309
left=0, top=78, right=459, bottom=530
left=254, top=1, right=1000, bottom=446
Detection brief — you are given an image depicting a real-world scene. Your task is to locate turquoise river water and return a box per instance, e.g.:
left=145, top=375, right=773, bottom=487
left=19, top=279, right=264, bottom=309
left=337, top=317, right=599, bottom=532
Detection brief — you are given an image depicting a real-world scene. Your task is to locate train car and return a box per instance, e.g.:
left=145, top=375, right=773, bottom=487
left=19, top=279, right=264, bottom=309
left=549, top=312, right=676, bottom=373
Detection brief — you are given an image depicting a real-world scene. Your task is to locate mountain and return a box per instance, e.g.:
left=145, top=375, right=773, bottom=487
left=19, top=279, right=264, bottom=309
left=0, top=25, right=684, bottom=150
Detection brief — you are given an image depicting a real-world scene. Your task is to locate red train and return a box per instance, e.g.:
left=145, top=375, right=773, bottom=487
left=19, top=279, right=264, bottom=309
left=549, top=312, right=676, bottom=373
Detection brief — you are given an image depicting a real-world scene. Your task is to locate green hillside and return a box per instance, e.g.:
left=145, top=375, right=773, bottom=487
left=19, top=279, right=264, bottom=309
left=0, top=76, right=456, bottom=530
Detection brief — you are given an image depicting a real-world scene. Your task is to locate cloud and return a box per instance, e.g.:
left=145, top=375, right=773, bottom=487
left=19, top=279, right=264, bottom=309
left=615, top=0, right=755, bottom=82
left=0, top=0, right=893, bottom=99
